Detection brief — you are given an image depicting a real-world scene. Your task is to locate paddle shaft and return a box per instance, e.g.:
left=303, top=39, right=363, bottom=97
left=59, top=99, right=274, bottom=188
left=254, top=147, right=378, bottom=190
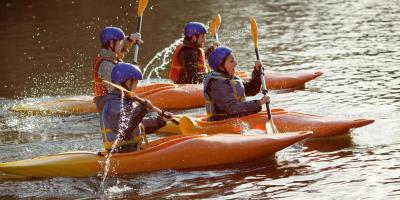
left=255, top=48, right=273, bottom=121
left=103, top=80, right=179, bottom=125
left=129, top=92, right=179, bottom=125
left=215, top=30, right=219, bottom=43
left=133, top=16, right=142, bottom=65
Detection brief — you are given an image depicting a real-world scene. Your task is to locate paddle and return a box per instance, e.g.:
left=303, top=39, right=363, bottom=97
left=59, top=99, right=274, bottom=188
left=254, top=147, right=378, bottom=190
left=133, top=0, right=148, bottom=65
left=250, top=17, right=279, bottom=133
left=103, top=80, right=179, bottom=125
left=210, top=14, right=221, bottom=43
left=179, top=115, right=204, bottom=135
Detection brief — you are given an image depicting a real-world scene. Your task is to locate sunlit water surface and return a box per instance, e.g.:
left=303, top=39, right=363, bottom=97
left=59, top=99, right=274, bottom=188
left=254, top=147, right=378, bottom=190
left=0, top=0, right=399, bottom=199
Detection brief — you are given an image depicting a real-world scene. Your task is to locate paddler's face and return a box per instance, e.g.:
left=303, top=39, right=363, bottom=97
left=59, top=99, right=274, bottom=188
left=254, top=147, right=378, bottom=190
left=125, top=79, right=139, bottom=92
left=117, top=48, right=127, bottom=60
left=223, top=54, right=237, bottom=77
left=193, top=34, right=206, bottom=47
left=112, top=39, right=124, bottom=55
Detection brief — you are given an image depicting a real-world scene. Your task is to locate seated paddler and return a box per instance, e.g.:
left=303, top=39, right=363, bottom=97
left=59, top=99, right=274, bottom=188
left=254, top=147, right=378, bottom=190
left=204, top=46, right=270, bottom=121
left=96, top=63, right=173, bottom=153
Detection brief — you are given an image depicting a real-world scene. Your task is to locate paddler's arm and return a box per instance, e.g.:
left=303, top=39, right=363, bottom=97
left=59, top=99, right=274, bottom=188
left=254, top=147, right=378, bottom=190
left=204, top=41, right=220, bottom=59
left=108, top=100, right=147, bottom=136
left=209, top=80, right=262, bottom=115
left=121, top=33, right=143, bottom=53
left=98, top=60, right=116, bottom=92
left=142, top=113, right=167, bottom=134
left=243, top=61, right=262, bottom=96
left=123, top=104, right=148, bottom=135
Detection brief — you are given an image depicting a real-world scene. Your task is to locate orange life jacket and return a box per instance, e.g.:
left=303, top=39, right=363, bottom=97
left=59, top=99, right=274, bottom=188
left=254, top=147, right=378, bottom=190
left=92, top=55, right=118, bottom=97
left=168, top=44, right=208, bottom=81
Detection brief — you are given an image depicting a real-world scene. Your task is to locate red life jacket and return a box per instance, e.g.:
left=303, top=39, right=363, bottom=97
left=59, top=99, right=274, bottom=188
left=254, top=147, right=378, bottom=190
left=168, top=44, right=208, bottom=81
left=91, top=55, right=117, bottom=97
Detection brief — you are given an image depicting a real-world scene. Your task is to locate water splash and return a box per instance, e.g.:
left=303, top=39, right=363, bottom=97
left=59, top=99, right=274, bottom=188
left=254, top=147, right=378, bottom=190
left=142, top=38, right=183, bottom=79
left=99, top=91, right=133, bottom=194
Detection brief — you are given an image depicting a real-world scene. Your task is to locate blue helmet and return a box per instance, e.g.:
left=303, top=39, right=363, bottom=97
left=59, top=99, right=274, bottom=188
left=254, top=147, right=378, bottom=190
left=184, top=22, right=207, bottom=38
left=100, top=27, right=125, bottom=46
left=208, top=46, right=232, bottom=71
left=111, top=63, right=143, bottom=84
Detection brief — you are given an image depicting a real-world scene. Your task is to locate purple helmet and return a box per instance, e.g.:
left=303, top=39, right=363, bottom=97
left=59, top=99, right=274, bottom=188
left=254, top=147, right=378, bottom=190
left=184, top=22, right=207, bottom=38
left=111, top=63, right=143, bottom=84
left=100, top=27, right=125, bottom=46
left=208, top=46, right=232, bottom=71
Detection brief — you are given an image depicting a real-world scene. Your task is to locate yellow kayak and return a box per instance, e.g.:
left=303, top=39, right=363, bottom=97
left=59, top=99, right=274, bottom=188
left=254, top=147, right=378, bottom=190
left=0, top=132, right=311, bottom=178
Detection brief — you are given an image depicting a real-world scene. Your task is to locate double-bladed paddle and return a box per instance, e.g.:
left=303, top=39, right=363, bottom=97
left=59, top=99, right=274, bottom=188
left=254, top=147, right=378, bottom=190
left=103, top=80, right=179, bottom=125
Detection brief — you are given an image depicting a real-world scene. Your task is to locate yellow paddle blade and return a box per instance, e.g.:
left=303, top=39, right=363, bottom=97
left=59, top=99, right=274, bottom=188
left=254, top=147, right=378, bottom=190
left=210, top=20, right=216, bottom=36
left=137, top=0, right=149, bottom=16
left=250, top=17, right=258, bottom=49
left=210, top=14, right=221, bottom=37
left=179, top=116, right=202, bottom=135
left=215, top=14, right=221, bottom=31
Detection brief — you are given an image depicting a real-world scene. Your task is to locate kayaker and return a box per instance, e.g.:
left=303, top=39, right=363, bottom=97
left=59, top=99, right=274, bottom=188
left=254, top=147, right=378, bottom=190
left=92, top=27, right=143, bottom=99
left=168, top=22, right=219, bottom=84
left=204, top=46, right=270, bottom=121
left=96, top=63, right=173, bottom=153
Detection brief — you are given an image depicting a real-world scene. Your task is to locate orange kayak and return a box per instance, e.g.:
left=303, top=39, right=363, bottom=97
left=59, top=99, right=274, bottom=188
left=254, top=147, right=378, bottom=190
left=10, top=83, right=201, bottom=115
left=243, top=71, right=323, bottom=90
left=10, top=71, right=322, bottom=115
left=0, top=132, right=311, bottom=178
left=159, top=108, right=374, bottom=138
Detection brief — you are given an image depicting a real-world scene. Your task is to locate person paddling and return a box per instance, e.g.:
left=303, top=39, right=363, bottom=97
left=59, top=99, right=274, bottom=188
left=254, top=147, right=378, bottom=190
left=96, top=63, right=173, bottom=153
left=168, top=22, right=219, bottom=84
left=204, top=46, right=270, bottom=121
left=92, top=27, right=143, bottom=101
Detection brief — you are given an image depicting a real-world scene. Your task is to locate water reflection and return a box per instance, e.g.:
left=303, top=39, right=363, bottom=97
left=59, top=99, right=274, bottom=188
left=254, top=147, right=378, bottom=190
left=1, top=0, right=400, bottom=199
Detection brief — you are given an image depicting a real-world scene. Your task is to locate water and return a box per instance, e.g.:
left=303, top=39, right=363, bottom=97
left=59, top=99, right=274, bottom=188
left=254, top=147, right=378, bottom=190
left=1, top=0, right=400, bottom=199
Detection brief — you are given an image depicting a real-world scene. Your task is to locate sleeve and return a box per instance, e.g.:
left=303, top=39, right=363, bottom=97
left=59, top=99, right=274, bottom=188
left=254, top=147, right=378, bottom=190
left=243, top=67, right=262, bottom=96
left=209, top=80, right=262, bottom=116
left=142, top=112, right=167, bottom=134
left=124, top=104, right=148, bottom=135
left=98, top=61, right=115, bottom=92
left=98, top=61, right=113, bottom=81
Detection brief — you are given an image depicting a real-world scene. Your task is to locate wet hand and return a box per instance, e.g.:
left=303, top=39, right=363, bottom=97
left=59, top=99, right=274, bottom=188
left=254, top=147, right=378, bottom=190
left=213, top=41, right=220, bottom=49
left=258, top=95, right=270, bottom=105
left=254, top=60, right=263, bottom=71
left=128, top=33, right=143, bottom=44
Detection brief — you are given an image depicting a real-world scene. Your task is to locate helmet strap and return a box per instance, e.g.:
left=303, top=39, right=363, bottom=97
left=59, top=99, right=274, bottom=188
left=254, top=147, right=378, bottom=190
left=109, top=40, right=116, bottom=52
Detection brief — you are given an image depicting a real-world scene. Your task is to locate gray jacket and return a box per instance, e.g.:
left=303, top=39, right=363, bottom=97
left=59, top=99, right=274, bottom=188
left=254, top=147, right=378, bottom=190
left=97, top=48, right=119, bottom=92
left=95, top=91, right=166, bottom=135
left=205, top=68, right=262, bottom=121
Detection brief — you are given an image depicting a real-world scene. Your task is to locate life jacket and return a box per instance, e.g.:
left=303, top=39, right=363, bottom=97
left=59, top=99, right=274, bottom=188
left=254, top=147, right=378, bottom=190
left=168, top=44, right=208, bottom=81
left=100, top=101, right=147, bottom=152
left=203, top=71, right=246, bottom=118
left=92, top=55, right=118, bottom=97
